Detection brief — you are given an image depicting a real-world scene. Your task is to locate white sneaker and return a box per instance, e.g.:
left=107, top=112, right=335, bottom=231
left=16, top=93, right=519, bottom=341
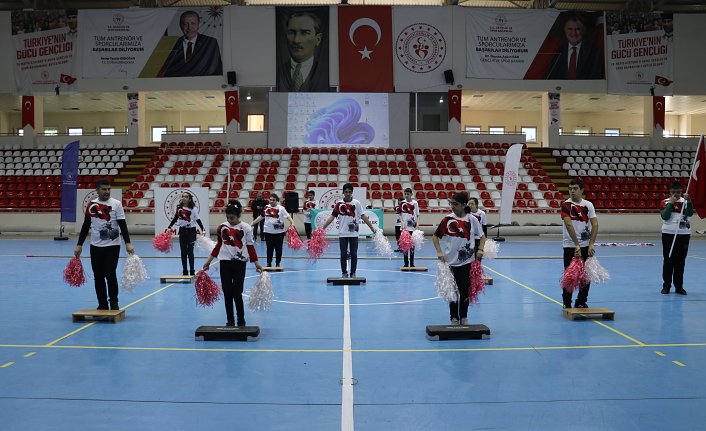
left=450, top=318, right=460, bottom=325
left=460, top=318, right=469, bottom=326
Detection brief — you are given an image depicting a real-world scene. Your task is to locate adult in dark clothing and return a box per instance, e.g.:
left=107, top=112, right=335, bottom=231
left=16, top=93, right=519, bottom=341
left=250, top=192, right=267, bottom=241
left=276, top=11, right=329, bottom=92
left=546, top=15, right=604, bottom=80
left=159, top=10, right=222, bottom=77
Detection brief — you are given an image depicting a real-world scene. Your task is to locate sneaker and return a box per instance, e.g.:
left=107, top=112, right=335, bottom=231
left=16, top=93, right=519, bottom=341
left=97, top=305, right=109, bottom=310
left=225, top=322, right=235, bottom=327
left=450, top=318, right=460, bottom=325
left=341, top=272, right=349, bottom=278
left=182, top=270, right=189, bottom=276
left=563, top=303, right=572, bottom=309
left=190, top=270, right=195, bottom=276
left=675, top=288, right=687, bottom=295
left=661, top=287, right=670, bottom=294
left=237, top=321, right=246, bottom=327
left=575, top=303, right=588, bottom=309
left=267, top=262, right=272, bottom=268
left=350, top=272, right=356, bottom=278
left=460, top=318, right=469, bottom=325
left=109, top=303, right=120, bottom=311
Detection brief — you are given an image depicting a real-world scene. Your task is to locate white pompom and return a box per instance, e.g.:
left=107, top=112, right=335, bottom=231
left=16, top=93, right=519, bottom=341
left=121, top=254, right=148, bottom=293
left=435, top=261, right=459, bottom=303
left=483, top=238, right=500, bottom=259
left=412, top=229, right=425, bottom=252
left=373, top=230, right=394, bottom=258
left=248, top=271, right=273, bottom=312
left=585, top=257, right=610, bottom=284
left=196, top=235, right=216, bottom=254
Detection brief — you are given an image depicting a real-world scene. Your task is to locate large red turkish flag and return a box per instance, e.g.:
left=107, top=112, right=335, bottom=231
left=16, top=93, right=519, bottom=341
left=224, top=90, right=239, bottom=125
left=687, top=135, right=706, bottom=219
left=653, top=96, right=665, bottom=130
left=338, top=6, right=393, bottom=92
left=448, top=90, right=461, bottom=123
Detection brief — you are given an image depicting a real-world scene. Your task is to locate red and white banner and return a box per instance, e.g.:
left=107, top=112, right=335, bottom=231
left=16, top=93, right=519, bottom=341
left=12, top=10, right=78, bottom=94
left=127, top=93, right=139, bottom=127
left=605, top=12, right=673, bottom=95
left=21, top=96, right=34, bottom=129
left=393, top=7, right=452, bottom=92
left=225, top=90, right=239, bottom=125
left=338, top=6, right=393, bottom=92
left=548, top=92, right=561, bottom=127
left=687, top=135, right=706, bottom=219
left=448, top=90, right=461, bottom=123
left=499, top=143, right=523, bottom=225
left=653, top=96, right=665, bottom=130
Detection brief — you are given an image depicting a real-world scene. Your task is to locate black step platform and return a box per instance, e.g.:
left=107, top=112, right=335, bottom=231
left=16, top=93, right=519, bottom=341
left=327, top=277, right=366, bottom=285
left=195, top=325, right=260, bottom=341
left=160, top=275, right=194, bottom=284
left=262, top=266, right=284, bottom=272
left=400, top=266, right=428, bottom=272
left=426, top=324, right=490, bottom=340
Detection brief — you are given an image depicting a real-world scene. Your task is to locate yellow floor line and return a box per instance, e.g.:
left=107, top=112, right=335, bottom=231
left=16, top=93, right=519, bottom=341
left=655, top=351, right=666, bottom=356
left=23, top=352, right=36, bottom=357
left=483, top=265, right=647, bottom=346
left=672, top=361, right=686, bottom=367
left=1, top=362, right=15, bottom=368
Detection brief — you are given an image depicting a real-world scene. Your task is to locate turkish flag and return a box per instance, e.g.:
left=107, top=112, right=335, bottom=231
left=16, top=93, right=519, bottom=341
left=22, top=96, right=34, bottom=128
left=653, top=96, right=665, bottom=130
left=338, top=6, right=393, bottom=92
left=655, top=75, right=673, bottom=87
left=448, top=90, right=461, bottom=123
left=60, top=74, right=77, bottom=85
left=687, top=135, right=706, bottom=218
left=224, top=90, right=239, bottom=125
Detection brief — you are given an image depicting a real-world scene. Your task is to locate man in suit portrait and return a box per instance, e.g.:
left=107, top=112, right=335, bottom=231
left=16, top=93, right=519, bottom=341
left=546, top=14, right=604, bottom=80
left=277, top=11, right=329, bottom=92
left=159, top=10, right=222, bottom=77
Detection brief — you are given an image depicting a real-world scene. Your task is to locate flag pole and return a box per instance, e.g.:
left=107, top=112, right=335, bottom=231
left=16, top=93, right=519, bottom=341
left=668, top=135, right=702, bottom=257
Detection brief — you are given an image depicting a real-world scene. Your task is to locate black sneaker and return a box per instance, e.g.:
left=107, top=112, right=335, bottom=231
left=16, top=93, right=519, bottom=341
left=661, top=287, right=670, bottom=294
left=97, top=305, right=109, bottom=310
left=675, top=288, right=687, bottom=295
left=225, top=322, right=235, bottom=327
left=182, top=270, right=188, bottom=276
left=575, top=303, right=588, bottom=309
left=190, top=270, right=195, bottom=276
left=109, top=303, right=120, bottom=311
left=350, top=272, right=356, bottom=278
left=237, top=321, right=246, bottom=327
left=563, top=303, right=572, bottom=309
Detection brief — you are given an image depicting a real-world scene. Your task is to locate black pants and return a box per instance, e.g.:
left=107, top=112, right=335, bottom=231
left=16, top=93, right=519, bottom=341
left=304, top=222, right=312, bottom=240
left=662, top=233, right=690, bottom=290
left=562, top=246, right=591, bottom=307
left=220, top=260, right=246, bottom=326
left=179, top=226, right=197, bottom=274
left=395, top=226, right=401, bottom=242
left=90, top=245, right=120, bottom=309
left=339, top=237, right=359, bottom=274
left=449, top=263, right=471, bottom=320
left=253, top=219, right=265, bottom=240
left=265, top=232, right=285, bottom=266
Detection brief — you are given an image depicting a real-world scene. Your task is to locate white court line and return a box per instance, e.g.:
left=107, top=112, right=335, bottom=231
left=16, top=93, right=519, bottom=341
left=341, top=283, right=354, bottom=431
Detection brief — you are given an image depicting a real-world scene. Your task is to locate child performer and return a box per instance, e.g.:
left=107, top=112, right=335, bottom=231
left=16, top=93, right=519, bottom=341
left=399, top=188, right=420, bottom=267
left=166, top=191, right=205, bottom=276
left=303, top=190, right=317, bottom=240
left=251, top=193, right=294, bottom=267
left=432, top=191, right=485, bottom=325
left=203, top=200, right=262, bottom=327
left=468, top=197, right=488, bottom=253
left=394, top=197, right=403, bottom=252
left=322, top=183, right=377, bottom=278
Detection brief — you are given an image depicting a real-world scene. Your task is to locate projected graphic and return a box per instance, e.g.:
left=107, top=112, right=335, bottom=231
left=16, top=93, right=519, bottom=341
left=287, top=93, right=389, bottom=147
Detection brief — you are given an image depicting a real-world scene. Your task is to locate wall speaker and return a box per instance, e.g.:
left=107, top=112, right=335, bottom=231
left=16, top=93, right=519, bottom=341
left=284, top=192, right=299, bottom=214
left=444, top=69, right=454, bottom=85
left=227, top=71, right=237, bottom=86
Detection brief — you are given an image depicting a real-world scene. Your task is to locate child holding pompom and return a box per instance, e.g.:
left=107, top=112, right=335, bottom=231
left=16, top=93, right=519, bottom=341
left=560, top=178, right=599, bottom=309
left=166, top=191, right=205, bottom=276
left=469, top=197, right=488, bottom=255
left=398, top=188, right=419, bottom=267
left=203, top=200, right=262, bottom=327
left=251, top=193, right=294, bottom=268
left=432, top=191, right=485, bottom=326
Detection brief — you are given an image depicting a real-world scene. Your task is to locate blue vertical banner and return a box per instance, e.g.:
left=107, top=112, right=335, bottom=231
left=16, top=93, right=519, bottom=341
left=60, top=140, right=80, bottom=222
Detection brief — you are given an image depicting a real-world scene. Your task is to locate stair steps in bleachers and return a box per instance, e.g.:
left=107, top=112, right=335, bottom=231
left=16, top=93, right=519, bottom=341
left=113, top=147, right=157, bottom=188
left=532, top=149, right=570, bottom=188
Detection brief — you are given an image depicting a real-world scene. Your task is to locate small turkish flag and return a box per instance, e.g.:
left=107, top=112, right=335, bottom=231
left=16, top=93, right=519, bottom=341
left=653, top=96, right=665, bottom=130
left=22, top=96, right=34, bottom=128
left=60, top=74, right=77, bottom=85
left=448, top=90, right=461, bottom=123
left=655, top=75, right=673, bottom=87
left=687, top=135, right=706, bottom=218
left=224, top=90, right=239, bottom=125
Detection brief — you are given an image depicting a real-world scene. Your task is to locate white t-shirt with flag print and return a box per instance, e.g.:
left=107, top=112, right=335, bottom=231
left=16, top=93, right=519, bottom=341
left=85, top=197, right=125, bottom=247
left=434, top=213, right=483, bottom=267
left=332, top=198, right=365, bottom=238
left=398, top=199, right=419, bottom=232
left=263, top=204, right=289, bottom=234
left=560, top=199, right=597, bottom=248
left=661, top=197, right=691, bottom=235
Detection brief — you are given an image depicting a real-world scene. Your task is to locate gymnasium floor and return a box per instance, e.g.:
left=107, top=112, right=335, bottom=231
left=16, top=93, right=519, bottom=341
left=1, top=235, right=705, bottom=430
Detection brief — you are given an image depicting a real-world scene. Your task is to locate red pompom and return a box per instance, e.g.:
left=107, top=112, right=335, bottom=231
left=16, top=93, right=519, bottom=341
left=468, top=259, right=486, bottom=304
left=287, top=225, right=303, bottom=250
left=152, top=231, right=173, bottom=253
left=560, top=257, right=588, bottom=292
left=398, top=229, right=414, bottom=254
left=194, top=270, right=222, bottom=307
left=64, top=256, right=87, bottom=287
left=307, top=227, right=329, bottom=260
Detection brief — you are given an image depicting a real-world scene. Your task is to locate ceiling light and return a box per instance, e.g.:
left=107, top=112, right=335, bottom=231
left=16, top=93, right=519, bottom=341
left=246, top=96, right=252, bottom=100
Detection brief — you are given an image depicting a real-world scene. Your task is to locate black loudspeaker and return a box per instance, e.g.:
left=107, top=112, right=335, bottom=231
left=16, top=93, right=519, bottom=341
left=284, top=192, right=299, bottom=214
left=227, top=71, right=237, bottom=86
left=444, top=69, right=454, bottom=85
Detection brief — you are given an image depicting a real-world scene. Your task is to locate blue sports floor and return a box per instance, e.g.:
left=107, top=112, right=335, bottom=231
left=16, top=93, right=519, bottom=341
left=1, top=235, right=705, bottom=430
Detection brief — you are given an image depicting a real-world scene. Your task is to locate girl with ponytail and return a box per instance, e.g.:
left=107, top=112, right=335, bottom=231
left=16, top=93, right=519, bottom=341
left=203, top=200, right=262, bottom=327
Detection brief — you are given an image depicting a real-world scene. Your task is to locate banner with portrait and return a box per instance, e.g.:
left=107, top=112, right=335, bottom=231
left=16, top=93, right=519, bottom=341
left=605, top=12, right=673, bottom=95
left=154, top=188, right=210, bottom=235
left=11, top=9, right=79, bottom=94
left=81, top=7, right=223, bottom=79
left=465, top=9, right=605, bottom=80
left=275, top=7, right=330, bottom=92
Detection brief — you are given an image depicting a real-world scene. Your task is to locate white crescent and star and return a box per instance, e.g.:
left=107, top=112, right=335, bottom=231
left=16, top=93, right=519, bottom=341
left=349, top=18, right=381, bottom=60
left=692, top=159, right=700, bottom=181
left=656, top=102, right=663, bottom=110
left=451, top=95, right=460, bottom=103
left=227, top=96, right=236, bottom=105
left=24, top=100, right=32, bottom=109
